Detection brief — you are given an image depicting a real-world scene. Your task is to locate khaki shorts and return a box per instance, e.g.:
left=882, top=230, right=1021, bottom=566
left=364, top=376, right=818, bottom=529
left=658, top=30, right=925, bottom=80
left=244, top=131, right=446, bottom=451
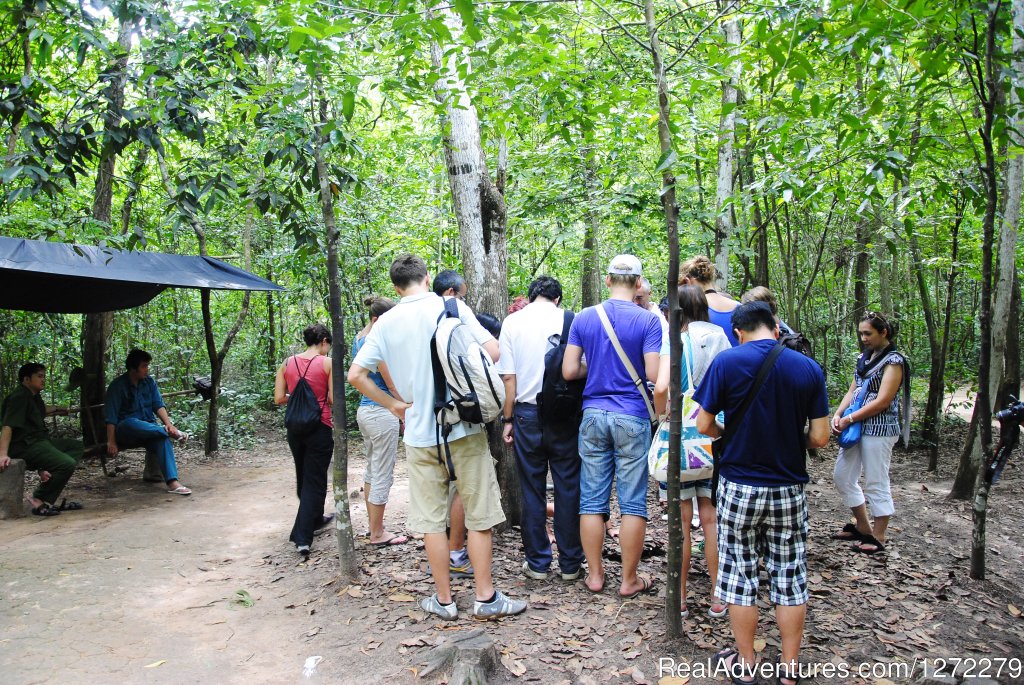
left=405, top=432, right=506, bottom=534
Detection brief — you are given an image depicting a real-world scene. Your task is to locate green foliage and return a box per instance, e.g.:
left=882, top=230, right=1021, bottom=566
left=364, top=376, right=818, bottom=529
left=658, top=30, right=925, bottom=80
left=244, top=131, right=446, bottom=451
left=0, top=0, right=1019, bottom=442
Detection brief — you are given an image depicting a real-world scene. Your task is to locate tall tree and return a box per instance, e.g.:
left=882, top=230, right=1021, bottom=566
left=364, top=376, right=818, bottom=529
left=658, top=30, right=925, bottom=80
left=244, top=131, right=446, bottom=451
left=428, top=2, right=519, bottom=522
left=81, top=15, right=136, bottom=444
left=713, top=4, right=741, bottom=289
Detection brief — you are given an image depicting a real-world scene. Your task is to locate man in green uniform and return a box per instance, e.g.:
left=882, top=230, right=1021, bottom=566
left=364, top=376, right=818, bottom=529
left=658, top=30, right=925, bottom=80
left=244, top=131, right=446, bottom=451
left=0, top=363, right=83, bottom=516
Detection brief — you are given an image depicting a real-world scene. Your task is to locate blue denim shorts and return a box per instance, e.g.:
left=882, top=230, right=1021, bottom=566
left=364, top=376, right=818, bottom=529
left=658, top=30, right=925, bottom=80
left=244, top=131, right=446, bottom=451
left=578, top=408, right=651, bottom=518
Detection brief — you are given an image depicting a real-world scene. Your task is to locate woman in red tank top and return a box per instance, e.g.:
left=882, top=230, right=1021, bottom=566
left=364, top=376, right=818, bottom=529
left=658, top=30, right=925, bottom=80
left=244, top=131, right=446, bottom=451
left=274, top=323, right=334, bottom=557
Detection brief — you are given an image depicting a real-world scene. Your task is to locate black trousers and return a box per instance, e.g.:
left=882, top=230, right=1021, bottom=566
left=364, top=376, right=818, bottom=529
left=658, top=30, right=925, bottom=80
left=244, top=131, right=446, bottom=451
left=286, top=423, right=333, bottom=546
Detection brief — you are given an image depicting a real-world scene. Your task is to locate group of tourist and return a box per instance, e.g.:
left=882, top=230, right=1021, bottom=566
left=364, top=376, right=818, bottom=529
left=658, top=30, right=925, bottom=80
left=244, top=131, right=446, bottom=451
left=0, top=249, right=910, bottom=683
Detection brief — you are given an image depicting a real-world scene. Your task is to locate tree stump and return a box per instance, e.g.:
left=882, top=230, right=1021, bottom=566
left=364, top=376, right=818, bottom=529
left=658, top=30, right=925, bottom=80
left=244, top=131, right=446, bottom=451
left=417, top=629, right=497, bottom=685
left=142, top=448, right=164, bottom=483
left=0, top=458, right=27, bottom=519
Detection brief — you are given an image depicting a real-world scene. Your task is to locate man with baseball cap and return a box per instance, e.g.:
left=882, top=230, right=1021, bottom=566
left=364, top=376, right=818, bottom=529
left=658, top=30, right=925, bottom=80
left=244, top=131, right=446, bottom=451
left=562, top=254, right=662, bottom=597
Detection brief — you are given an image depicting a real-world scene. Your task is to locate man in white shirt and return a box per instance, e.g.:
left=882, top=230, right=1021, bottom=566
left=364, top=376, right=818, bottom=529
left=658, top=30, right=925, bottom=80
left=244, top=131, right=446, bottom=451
left=348, top=254, right=526, bottom=621
left=497, top=276, right=583, bottom=582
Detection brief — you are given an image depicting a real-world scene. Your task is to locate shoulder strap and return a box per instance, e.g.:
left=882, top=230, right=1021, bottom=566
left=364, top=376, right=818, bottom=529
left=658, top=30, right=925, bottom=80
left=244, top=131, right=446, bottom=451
left=681, top=331, right=695, bottom=392
left=560, top=309, right=574, bottom=342
left=293, top=354, right=317, bottom=381
left=443, top=295, right=460, bottom=321
left=595, top=302, right=656, bottom=422
left=728, top=343, right=785, bottom=437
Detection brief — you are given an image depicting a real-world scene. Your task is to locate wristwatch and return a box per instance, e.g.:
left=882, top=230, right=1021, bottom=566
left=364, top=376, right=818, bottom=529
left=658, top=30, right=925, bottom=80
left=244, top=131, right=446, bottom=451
left=500, top=415, right=513, bottom=424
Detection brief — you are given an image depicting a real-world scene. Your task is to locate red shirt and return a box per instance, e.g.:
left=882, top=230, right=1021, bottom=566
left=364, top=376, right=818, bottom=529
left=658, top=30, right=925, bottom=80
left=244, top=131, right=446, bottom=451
left=283, top=355, right=332, bottom=428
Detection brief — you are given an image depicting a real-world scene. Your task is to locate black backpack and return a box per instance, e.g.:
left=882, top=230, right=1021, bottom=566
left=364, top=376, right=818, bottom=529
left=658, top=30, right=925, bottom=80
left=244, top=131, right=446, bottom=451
left=780, top=331, right=814, bottom=359
left=285, top=356, right=324, bottom=436
left=536, top=310, right=585, bottom=437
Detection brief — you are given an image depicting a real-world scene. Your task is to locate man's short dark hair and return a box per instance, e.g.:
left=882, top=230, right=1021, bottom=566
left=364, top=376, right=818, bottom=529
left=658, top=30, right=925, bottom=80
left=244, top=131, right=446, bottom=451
left=475, top=312, right=502, bottom=339
left=731, top=302, right=776, bottom=334
left=390, top=254, right=429, bottom=288
left=302, top=324, right=332, bottom=347
left=18, top=363, right=44, bottom=382
left=527, top=276, right=562, bottom=303
left=432, top=269, right=465, bottom=296
left=125, top=349, right=152, bottom=371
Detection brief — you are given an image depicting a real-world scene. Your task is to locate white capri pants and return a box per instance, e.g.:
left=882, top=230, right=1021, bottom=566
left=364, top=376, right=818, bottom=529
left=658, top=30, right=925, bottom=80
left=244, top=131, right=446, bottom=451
left=833, top=434, right=898, bottom=518
left=357, top=404, right=400, bottom=505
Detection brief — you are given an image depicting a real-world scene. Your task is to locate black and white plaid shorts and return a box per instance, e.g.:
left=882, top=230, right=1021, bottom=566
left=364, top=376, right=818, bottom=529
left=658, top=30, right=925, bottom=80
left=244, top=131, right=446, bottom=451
left=715, top=477, right=808, bottom=607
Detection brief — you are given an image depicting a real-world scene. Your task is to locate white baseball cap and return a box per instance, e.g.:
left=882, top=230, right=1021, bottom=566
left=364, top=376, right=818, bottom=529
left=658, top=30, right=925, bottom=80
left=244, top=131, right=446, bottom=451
left=607, top=254, right=643, bottom=276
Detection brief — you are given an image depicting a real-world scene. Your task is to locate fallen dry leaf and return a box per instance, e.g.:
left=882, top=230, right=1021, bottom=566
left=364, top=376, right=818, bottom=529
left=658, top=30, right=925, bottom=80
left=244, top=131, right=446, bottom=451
left=630, top=667, right=647, bottom=684
left=753, top=638, right=767, bottom=652
left=875, top=679, right=897, bottom=685
left=347, top=587, right=363, bottom=598
left=144, top=660, right=166, bottom=668
left=657, top=677, right=689, bottom=685
left=389, top=593, right=415, bottom=602
left=1009, top=604, right=1021, bottom=617
left=501, top=653, right=527, bottom=677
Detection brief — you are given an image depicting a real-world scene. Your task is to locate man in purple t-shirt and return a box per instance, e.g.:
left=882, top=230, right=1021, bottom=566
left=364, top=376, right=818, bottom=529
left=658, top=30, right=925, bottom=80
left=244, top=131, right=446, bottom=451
left=562, top=254, right=662, bottom=598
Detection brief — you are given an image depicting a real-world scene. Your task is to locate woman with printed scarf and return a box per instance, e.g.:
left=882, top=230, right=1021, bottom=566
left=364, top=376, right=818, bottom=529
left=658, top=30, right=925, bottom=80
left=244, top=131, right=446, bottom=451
left=830, top=312, right=910, bottom=555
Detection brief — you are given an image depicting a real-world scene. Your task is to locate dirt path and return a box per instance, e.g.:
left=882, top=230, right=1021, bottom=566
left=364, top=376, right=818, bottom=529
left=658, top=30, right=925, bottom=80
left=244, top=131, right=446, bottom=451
left=3, top=423, right=1024, bottom=684
left=0, top=442, right=363, bottom=685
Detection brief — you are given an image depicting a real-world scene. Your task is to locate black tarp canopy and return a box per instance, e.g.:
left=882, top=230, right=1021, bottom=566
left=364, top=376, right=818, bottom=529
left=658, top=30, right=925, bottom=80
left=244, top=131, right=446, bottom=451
left=0, top=236, right=283, bottom=313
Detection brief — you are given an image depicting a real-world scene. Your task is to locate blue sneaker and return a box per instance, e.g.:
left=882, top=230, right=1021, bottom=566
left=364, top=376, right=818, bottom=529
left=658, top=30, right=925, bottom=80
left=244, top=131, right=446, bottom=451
left=420, top=594, right=458, bottom=620
left=471, top=590, right=527, bottom=620
left=450, top=551, right=474, bottom=578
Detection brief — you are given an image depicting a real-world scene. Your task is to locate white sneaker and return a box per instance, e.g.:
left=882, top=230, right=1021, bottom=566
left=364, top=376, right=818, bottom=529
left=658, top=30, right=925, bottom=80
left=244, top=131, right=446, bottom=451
left=471, top=590, right=527, bottom=620
left=521, top=561, right=549, bottom=580
left=420, top=593, right=458, bottom=620
left=560, top=568, right=582, bottom=581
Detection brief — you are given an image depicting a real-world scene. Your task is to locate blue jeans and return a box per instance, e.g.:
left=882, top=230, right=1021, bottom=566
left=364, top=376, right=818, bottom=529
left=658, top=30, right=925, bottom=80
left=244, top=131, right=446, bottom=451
left=512, top=403, right=583, bottom=575
left=115, top=418, right=178, bottom=484
left=578, top=408, right=651, bottom=519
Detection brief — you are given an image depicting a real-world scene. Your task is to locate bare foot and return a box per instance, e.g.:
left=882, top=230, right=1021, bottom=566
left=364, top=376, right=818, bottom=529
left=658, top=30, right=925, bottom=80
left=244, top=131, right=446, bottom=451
left=619, top=575, right=656, bottom=599
left=583, top=571, right=604, bottom=593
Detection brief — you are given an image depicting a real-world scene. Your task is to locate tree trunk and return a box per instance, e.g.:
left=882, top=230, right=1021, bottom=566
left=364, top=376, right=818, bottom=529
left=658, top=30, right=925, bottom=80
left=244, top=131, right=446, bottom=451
left=312, top=77, right=357, bottom=580
left=266, top=265, right=277, bottom=375
left=989, top=0, right=1023, bottom=413
left=429, top=4, right=519, bottom=525
left=927, top=204, right=963, bottom=470
left=952, top=5, right=1001, bottom=503
left=580, top=149, right=603, bottom=308
left=713, top=10, right=741, bottom=290
left=80, top=19, right=134, bottom=442
left=644, top=0, right=683, bottom=639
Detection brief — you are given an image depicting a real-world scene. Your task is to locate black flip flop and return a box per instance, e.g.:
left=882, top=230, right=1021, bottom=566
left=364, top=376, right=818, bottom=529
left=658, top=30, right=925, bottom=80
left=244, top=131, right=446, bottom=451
left=852, top=534, right=886, bottom=554
left=830, top=522, right=864, bottom=541
left=32, top=503, right=60, bottom=517
left=57, top=498, right=84, bottom=511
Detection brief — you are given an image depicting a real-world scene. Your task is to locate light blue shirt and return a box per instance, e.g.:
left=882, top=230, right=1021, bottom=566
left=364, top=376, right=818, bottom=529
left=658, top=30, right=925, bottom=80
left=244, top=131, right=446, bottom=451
left=105, top=373, right=165, bottom=425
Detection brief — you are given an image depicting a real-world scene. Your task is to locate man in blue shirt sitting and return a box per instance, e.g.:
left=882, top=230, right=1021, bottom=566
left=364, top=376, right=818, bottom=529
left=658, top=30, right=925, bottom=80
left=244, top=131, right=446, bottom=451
left=105, top=349, right=191, bottom=495
left=694, top=302, right=830, bottom=685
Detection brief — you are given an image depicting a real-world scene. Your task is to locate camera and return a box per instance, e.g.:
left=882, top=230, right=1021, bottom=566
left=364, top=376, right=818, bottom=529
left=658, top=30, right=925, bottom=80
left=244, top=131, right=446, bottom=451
left=995, top=397, right=1024, bottom=425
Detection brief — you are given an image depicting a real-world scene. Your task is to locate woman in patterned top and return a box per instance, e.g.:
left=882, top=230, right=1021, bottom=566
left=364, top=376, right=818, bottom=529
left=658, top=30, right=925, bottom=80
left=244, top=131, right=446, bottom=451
left=830, top=312, right=908, bottom=554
